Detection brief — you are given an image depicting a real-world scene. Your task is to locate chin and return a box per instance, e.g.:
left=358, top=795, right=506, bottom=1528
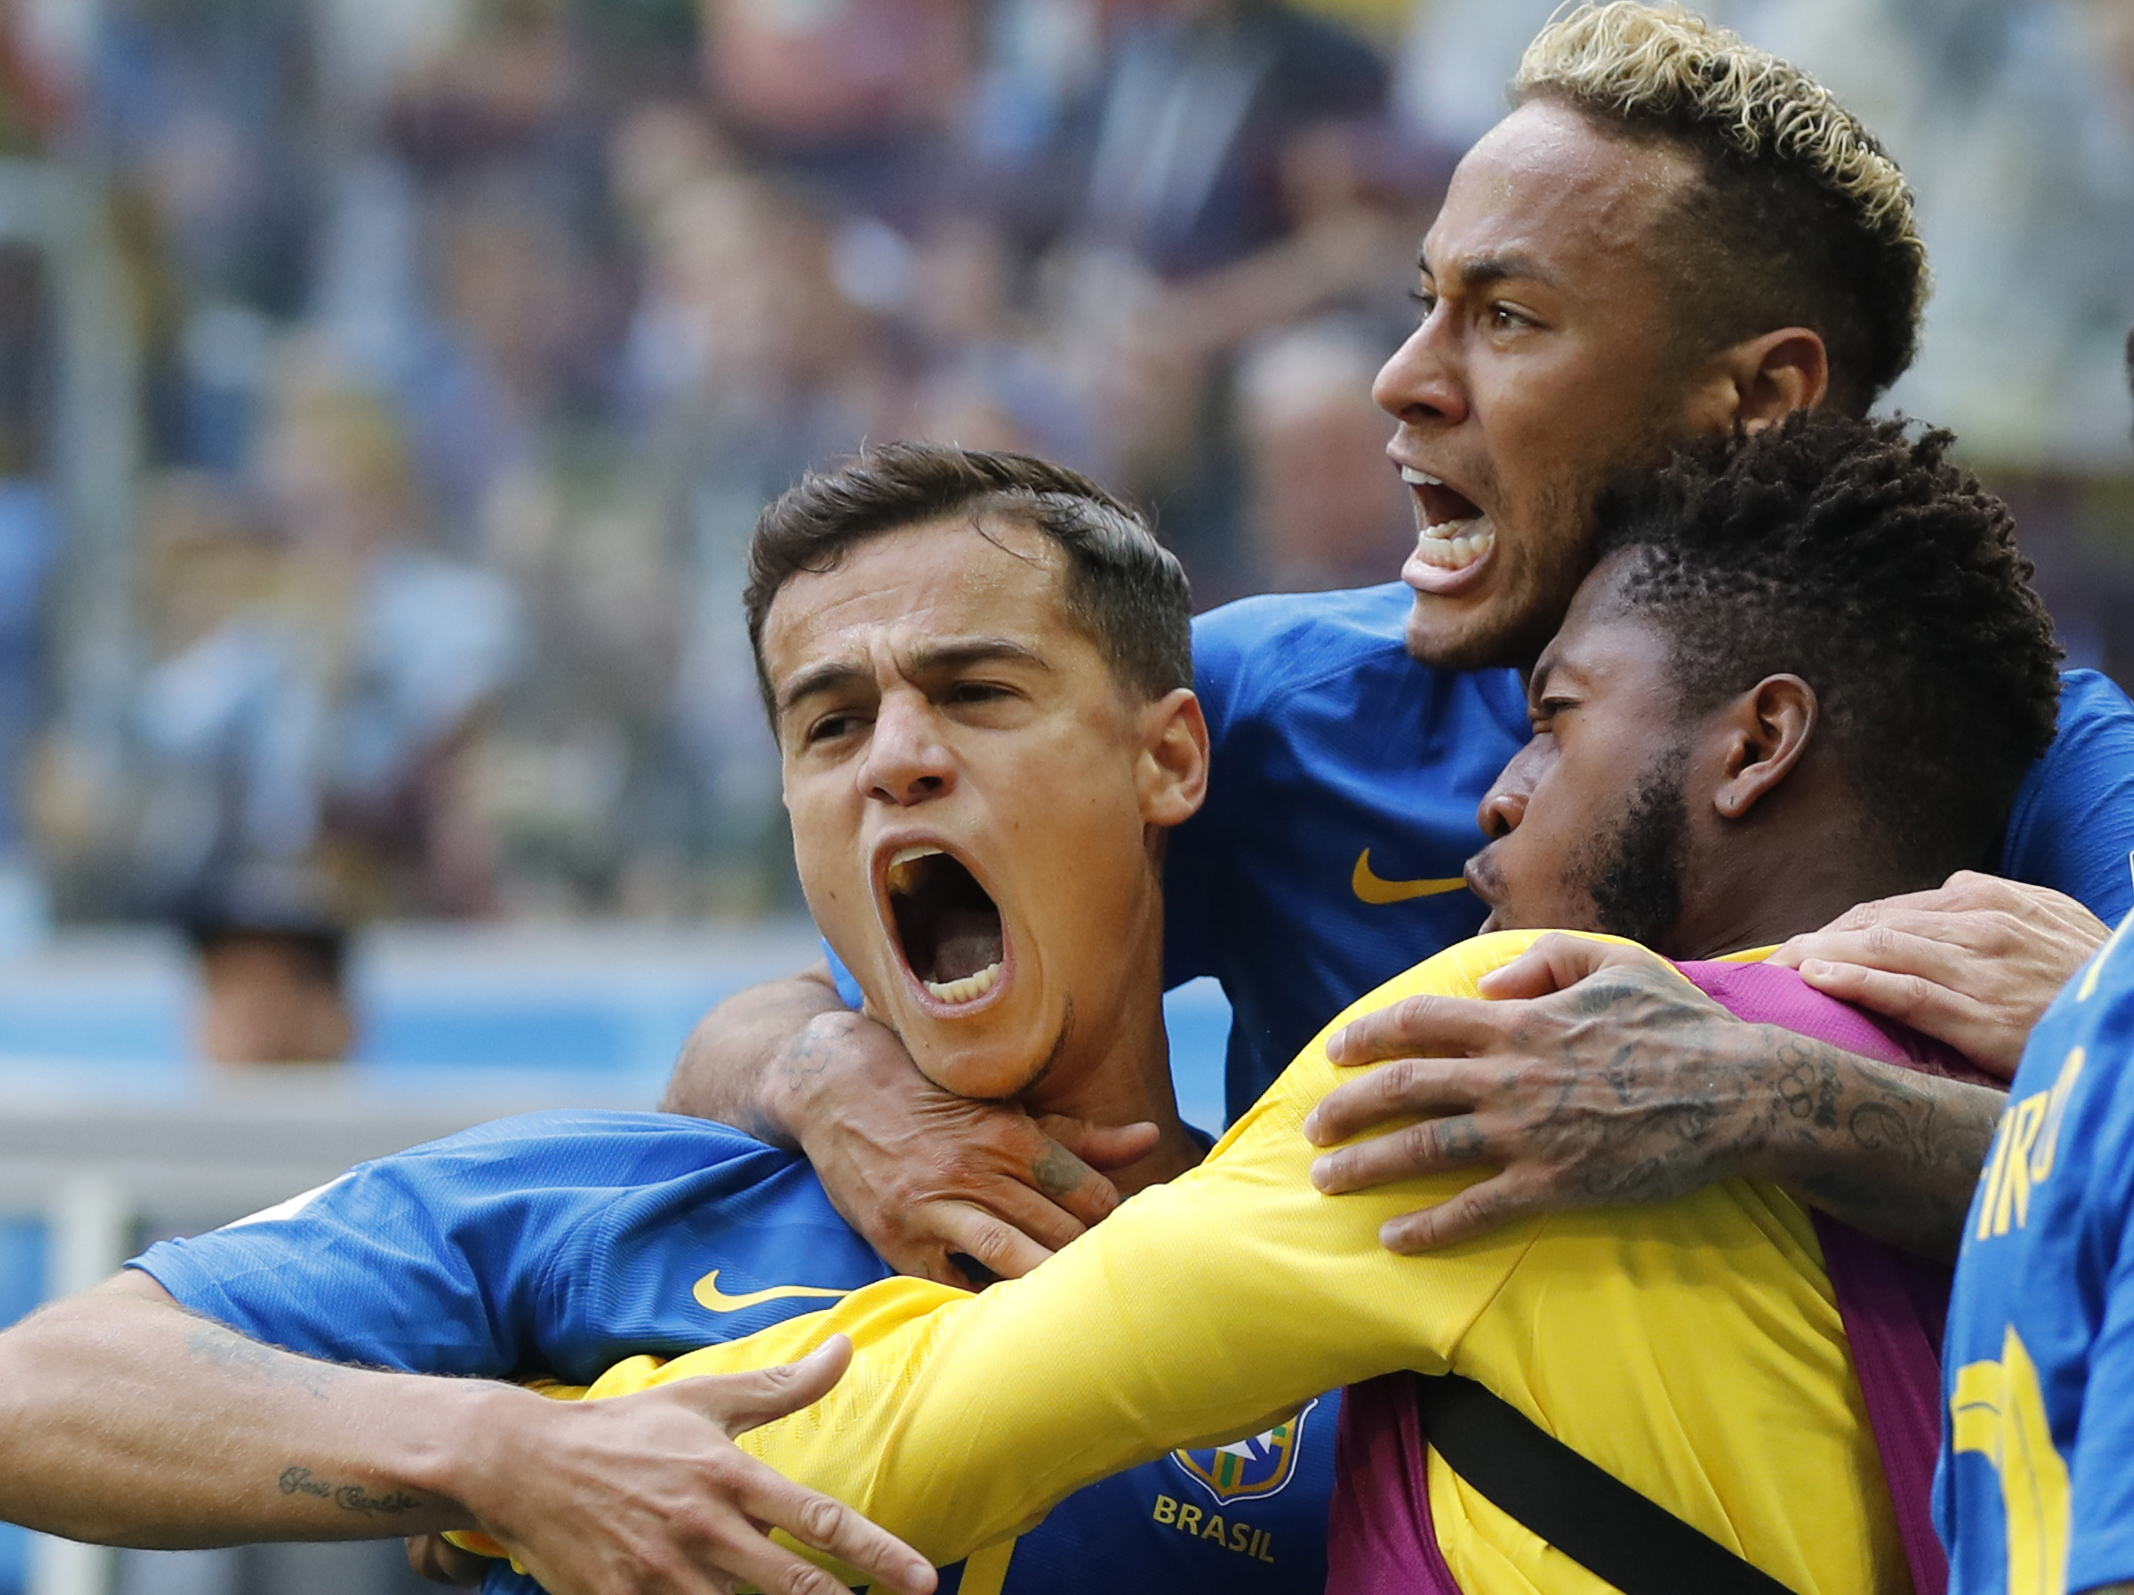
left=904, top=1005, right=1065, bottom=1099
left=1403, top=593, right=1539, bottom=672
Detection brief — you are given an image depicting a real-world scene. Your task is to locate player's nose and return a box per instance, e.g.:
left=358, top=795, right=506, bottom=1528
left=860, top=691, right=955, bottom=806
left=1477, top=785, right=1527, bottom=840
left=1373, top=315, right=1467, bottom=429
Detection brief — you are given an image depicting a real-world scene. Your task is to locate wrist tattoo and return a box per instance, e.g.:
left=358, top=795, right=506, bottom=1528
left=277, top=1467, right=423, bottom=1517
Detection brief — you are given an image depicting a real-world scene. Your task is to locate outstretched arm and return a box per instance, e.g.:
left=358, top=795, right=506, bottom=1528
left=0, top=1271, right=933, bottom=1595
left=1304, top=935, right=2004, bottom=1261
left=663, top=962, right=1154, bottom=1285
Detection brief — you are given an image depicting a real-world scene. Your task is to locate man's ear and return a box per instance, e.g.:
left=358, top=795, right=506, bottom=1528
left=1682, top=327, right=1830, bottom=435
left=1710, top=674, right=1817, bottom=821
left=1137, top=688, right=1210, bottom=829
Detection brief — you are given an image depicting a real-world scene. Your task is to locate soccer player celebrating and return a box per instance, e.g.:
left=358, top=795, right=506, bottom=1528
left=664, top=2, right=2134, bottom=1284
left=541, top=410, right=2064, bottom=1595
left=0, top=448, right=1344, bottom=1595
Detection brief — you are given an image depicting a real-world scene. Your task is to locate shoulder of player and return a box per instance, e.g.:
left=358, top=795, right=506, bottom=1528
left=369, top=1109, right=794, bottom=1192
left=1191, top=585, right=1446, bottom=722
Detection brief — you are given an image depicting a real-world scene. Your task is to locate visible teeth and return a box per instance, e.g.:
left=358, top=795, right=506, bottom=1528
left=1399, top=466, right=1444, bottom=487
left=886, top=845, right=944, bottom=896
left=924, top=962, right=1000, bottom=1005
left=1412, top=519, right=1496, bottom=569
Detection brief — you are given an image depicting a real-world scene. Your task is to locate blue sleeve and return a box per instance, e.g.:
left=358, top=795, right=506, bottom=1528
left=822, top=937, right=865, bottom=1011
left=1999, top=670, right=2134, bottom=923
left=128, top=1113, right=634, bottom=1377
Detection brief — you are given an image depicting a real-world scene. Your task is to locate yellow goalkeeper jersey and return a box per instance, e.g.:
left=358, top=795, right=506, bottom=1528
left=582, top=930, right=1910, bottom=1595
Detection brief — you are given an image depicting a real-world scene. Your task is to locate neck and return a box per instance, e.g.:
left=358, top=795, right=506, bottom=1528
left=1020, top=904, right=1204, bottom=1197
left=1667, top=807, right=1925, bottom=961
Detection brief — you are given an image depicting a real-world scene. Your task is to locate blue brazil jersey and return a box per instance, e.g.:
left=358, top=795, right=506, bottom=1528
left=1167, top=586, right=2134, bottom=1118
left=1937, top=911, right=2134, bottom=1595
left=130, top=1112, right=1337, bottom=1595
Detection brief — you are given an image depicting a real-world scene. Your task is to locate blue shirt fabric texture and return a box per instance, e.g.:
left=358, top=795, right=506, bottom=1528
left=1938, top=911, right=2134, bottom=1595
left=130, top=1111, right=1337, bottom=1595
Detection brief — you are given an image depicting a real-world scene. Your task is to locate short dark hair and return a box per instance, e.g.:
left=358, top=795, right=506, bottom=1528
left=1591, top=412, right=2063, bottom=881
left=1516, top=5, right=1928, bottom=414
left=745, top=443, right=1192, bottom=725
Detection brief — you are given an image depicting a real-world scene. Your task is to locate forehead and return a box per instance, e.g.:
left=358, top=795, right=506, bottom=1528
left=1425, top=98, right=1700, bottom=288
left=1537, top=555, right=1679, bottom=694
left=762, top=515, right=1075, bottom=683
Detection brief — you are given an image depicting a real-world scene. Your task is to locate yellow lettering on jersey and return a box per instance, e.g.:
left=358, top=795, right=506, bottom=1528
left=2027, top=1047, right=2085, bottom=1187
left=1229, top=1522, right=1252, bottom=1554
left=1177, top=1505, right=1203, bottom=1535
left=1153, top=1494, right=1276, bottom=1560
left=1201, top=1513, right=1228, bottom=1543
left=1950, top=1327, right=2071, bottom=1595
left=1152, top=1495, right=1178, bottom=1525
left=1976, top=1047, right=2088, bottom=1242
left=1988, top=1094, right=2050, bottom=1236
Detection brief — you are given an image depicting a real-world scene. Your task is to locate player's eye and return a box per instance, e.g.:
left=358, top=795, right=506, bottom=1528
left=1409, top=287, right=1438, bottom=321
left=1488, top=302, right=1535, bottom=331
left=804, top=712, right=865, bottom=746
left=945, top=681, right=1013, bottom=706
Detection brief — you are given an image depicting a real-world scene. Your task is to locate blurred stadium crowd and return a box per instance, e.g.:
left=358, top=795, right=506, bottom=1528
left=0, top=0, right=2123, bottom=932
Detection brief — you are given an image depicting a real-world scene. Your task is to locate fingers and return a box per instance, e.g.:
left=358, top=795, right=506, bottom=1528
left=726, top=1466, right=936, bottom=1595
left=1771, top=923, right=1971, bottom=986
left=1309, top=1111, right=1488, bottom=1193
left=682, top=1337, right=854, bottom=1435
left=1040, top=1116, right=1161, bottom=1176
left=1790, top=959, right=2021, bottom=1079
left=1324, top=992, right=1503, bottom=1067
left=1376, top=1174, right=1537, bottom=1253
left=926, top=1199, right=1057, bottom=1281
left=1304, top=1056, right=1481, bottom=1147
left=1474, top=933, right=1667, bottom=1000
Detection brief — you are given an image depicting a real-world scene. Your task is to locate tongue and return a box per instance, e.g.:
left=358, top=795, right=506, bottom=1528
left=932, top=908, right=1003, bottom=982
left=1420, top=482, right=1480, bottom=526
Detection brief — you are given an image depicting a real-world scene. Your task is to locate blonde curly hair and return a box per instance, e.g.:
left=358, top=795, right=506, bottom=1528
left=1512, top=3, right=1927, bottom=408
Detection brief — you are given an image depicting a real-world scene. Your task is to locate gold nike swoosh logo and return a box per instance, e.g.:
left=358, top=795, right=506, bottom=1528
left=693, top=1270, right=851, bottom=1314
left=1352, top=848, right=1469, bottom=906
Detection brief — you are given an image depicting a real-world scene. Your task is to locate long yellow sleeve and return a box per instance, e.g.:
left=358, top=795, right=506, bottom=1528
left=585, top=930, right=1906, bottom=1595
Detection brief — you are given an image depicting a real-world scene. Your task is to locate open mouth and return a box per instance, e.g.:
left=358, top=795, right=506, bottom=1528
left=1400, top=466, right=1496, bottom=583
left=885, top=845, right=1007, bottom=1007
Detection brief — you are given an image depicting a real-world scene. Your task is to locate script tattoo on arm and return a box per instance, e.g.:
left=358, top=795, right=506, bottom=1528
left=1750, top=1028, right=2002, bottom=1262
left=277, top=1467, right=423, bottom=1517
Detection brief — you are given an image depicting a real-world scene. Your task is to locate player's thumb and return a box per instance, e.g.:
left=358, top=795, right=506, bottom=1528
left=1037, top=1116, right=1160, bottom=1173
left=686, top=1335, right=855, bottom=1434
left=1477, top=932, right=1646, bottom=999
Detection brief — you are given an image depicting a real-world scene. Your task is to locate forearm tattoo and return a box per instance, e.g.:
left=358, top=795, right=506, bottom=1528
left=277, top=1467, right=423, bottom=1517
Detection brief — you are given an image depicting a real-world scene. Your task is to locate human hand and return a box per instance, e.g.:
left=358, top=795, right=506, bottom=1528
left=451, top=1337, right=935, bottom=1595
left=770, top=1009, right=1157, bottom=1287
left=1767, top=871, right=2109, bottom=1080
left=1304, top=935, right=1761, bottom=1251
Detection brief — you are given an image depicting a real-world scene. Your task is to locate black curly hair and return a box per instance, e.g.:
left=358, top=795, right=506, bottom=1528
left=1590, top=411, right=2062, bottom=881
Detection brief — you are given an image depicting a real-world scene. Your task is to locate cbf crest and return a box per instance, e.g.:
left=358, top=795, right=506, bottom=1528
left=1168, top=1398, right=1319, bottom=1504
